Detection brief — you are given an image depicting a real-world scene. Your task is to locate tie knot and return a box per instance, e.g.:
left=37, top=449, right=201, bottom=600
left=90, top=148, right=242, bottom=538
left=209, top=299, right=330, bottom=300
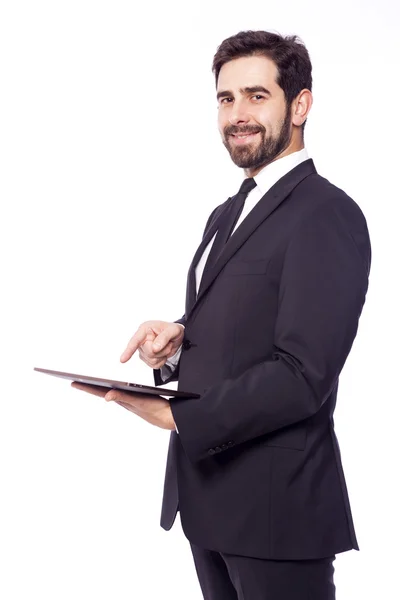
left=237, top=177, right=256, bottom=196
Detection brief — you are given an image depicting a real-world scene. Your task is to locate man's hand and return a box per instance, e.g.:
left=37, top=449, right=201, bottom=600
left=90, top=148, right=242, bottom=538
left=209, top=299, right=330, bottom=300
left=71, top=382, right=176, bottom=430
left=120, top=320, right=185, bottom=369
left=71, top=320, right=184, bottom=430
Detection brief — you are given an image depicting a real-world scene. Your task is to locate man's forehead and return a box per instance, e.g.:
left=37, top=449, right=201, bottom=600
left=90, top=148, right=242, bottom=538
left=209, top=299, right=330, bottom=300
left=217, top=55, right=278, bottom=91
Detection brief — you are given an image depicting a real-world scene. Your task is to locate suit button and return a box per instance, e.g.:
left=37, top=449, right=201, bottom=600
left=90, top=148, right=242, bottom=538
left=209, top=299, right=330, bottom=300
left=182, top=339, right=192, bottom=350
left=208, top=449, right=216, bottom=456
left=221, top=444, right=228, bottom=450
left=215, top=446, right=222, bottom=453
left=227, top=441, right=234, bottom=447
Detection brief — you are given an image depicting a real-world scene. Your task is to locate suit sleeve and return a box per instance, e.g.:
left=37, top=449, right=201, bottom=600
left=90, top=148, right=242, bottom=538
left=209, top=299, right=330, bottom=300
left=153, top=317, right=186, bottom=386
left=170, top=201, right=371, bottom=462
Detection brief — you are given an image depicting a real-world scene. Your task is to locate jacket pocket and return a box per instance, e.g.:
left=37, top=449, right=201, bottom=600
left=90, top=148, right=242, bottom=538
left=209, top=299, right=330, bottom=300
left=264, top=423, right=307, bottom=450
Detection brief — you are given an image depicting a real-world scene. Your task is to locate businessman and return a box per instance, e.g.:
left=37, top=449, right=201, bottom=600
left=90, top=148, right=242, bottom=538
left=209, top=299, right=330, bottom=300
left=74, top=30, right=371, bottom=599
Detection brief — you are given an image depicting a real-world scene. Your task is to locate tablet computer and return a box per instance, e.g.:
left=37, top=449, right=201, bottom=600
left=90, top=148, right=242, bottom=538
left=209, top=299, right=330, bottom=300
left=34, top=367, right=200, bottom=398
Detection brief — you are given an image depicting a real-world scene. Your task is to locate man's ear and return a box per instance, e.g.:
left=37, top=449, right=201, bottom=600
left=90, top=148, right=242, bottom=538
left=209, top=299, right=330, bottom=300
left=292, top=89, right=313, bottom=128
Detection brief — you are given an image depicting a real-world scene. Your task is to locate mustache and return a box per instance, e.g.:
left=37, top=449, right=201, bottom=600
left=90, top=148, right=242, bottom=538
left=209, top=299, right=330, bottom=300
left=224, top=124, right=265, bottom=136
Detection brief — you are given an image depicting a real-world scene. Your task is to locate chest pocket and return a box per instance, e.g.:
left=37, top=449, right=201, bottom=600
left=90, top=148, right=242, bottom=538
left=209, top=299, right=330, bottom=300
left=224, top=259, right=270, bottom=276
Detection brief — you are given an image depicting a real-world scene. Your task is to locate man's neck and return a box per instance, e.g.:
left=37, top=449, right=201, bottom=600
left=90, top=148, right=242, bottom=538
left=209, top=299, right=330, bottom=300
left=245, top=141, right=305, bottom=178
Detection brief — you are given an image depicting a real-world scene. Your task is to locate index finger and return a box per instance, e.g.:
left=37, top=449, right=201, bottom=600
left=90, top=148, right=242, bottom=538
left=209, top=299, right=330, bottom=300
left=120, top=324, right=152, bottom=363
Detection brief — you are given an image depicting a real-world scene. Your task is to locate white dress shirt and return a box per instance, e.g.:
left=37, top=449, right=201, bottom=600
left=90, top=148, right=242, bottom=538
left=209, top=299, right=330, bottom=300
left=166, top=148, right=310, bottom=370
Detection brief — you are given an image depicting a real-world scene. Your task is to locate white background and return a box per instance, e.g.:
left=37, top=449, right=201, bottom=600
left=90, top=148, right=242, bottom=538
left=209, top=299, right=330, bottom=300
left=1, top=1, right=399, bottom=598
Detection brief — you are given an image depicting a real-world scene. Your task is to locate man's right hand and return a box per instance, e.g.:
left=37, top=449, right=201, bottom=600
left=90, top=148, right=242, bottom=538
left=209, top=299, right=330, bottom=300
left=120, top=321, right=185, bottom=370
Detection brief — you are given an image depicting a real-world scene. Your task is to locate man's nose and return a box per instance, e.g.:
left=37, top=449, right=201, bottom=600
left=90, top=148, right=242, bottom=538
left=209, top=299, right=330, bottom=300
left=228, top=100, right=250, bottom=126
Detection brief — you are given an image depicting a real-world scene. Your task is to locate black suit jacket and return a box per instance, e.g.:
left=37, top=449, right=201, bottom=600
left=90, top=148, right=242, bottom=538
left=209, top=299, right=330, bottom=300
left=154, top=159, right=371, bottom=560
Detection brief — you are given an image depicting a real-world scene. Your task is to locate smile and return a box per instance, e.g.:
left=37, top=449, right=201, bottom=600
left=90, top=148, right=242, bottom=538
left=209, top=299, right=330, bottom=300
left=230, top=132, right=259, bottom=144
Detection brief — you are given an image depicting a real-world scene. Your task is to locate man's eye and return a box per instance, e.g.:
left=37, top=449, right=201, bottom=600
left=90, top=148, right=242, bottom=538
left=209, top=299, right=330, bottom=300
left=220, top=97, right=233, bottom=104
left=252, top=95, right=265, bottom=101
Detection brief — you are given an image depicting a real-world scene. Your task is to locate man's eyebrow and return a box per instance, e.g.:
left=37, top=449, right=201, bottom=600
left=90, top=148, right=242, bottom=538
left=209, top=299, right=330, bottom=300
left=242, top=86, right=271, bottom=96
left=216, top=86, right=271, bottom=100
left=216, top=89, right=233, bottom=101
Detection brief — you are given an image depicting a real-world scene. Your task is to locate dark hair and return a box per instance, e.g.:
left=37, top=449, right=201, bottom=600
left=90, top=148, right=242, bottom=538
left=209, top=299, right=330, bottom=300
left=212, top=30, right=312, bottom=130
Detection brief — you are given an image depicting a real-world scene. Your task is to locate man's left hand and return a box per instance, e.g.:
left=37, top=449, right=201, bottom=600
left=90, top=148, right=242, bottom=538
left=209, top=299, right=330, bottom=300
left=71, top=382, right=176, bottom=430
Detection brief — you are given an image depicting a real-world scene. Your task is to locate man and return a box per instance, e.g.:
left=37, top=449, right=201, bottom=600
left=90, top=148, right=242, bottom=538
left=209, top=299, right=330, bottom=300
left=74, top=30, right=371, bottom=599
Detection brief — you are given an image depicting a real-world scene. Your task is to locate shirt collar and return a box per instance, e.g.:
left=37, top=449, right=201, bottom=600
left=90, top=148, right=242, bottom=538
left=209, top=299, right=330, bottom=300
left=253, top=148, right=309, bottom=196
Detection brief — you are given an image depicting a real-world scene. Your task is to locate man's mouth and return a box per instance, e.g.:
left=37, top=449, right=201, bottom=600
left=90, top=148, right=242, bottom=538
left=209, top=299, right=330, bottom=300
left=230, top=131, right=260, bottom=144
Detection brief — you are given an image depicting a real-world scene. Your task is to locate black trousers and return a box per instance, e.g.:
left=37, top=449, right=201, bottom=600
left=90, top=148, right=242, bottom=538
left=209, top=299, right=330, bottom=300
left=190, top=543, right=336, bottom=600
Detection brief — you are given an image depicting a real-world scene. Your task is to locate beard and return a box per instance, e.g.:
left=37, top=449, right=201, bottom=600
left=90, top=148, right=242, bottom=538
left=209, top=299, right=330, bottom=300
left=222, top=105, right=292, bottom=170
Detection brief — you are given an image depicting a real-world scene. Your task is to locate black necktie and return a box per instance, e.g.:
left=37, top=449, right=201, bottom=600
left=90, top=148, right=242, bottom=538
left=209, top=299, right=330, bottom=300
left=202, top=177, right=257, bottom=274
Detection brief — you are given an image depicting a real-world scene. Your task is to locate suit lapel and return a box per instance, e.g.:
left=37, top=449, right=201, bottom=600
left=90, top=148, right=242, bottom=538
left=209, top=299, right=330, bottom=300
left=187, top=159, right=317, bottom=320
left=185, top=198, right=233, bottom=316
